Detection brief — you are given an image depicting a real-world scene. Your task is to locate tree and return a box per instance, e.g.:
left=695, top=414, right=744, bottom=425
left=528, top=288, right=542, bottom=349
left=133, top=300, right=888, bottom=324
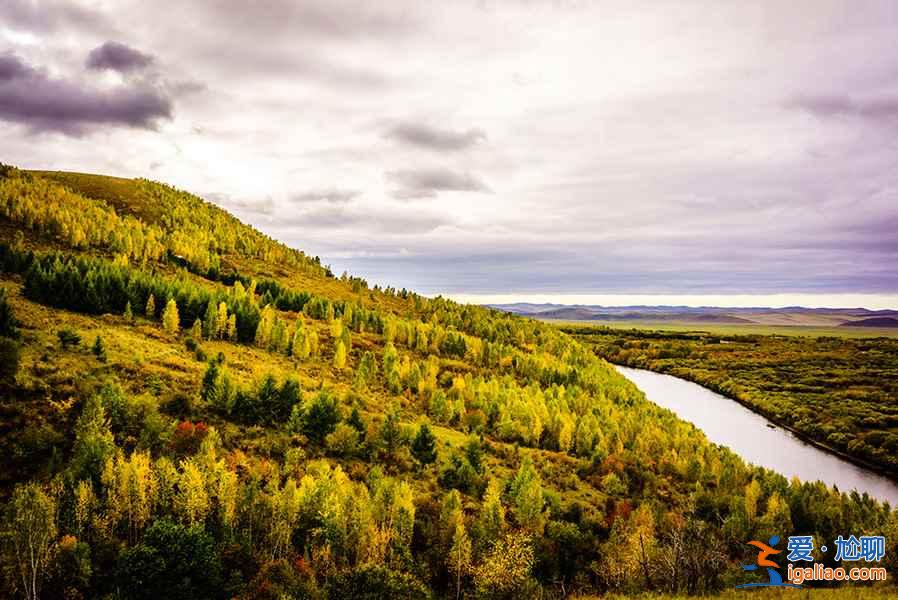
left=162, top=298, right=180, bottom=334
left=326, top=423, right=360, bottom=457
left=508, top=457, right=544, bottom=531
left=299, top=390, right=341, bottom=444
left=3, top=483, right=58, bottom=600
left=334, top=339, right=347, bottom=369
left=92, top=335, right=107, bottom=362
left=190, top=318, right=202, bottom=341
left=202, top=300, right=217, bottom=339
left=448, top=520, right=472, bottom=600
left=116, top=517, right=222, bottom=600
left=411, top=423, right=437, bottom=466
left=145, top=294, right=156, bottom=319
left=71, top=394, right=115, bottom=483
left=0, top=337, right=20, bottom=383
left=0, top=288, right=19, bottom=338
left=57, top=328, right=81, bottom=349
left=478, top=478, right=506, bottom=548
left=474, top=532, right=535, bottom=598
left=123, top=300, right=134, bottom=323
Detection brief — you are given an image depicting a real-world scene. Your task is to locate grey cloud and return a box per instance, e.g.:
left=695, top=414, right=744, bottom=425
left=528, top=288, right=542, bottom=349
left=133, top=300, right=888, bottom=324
left=290, top=188, right=360, bottom=204
left=386, top=168, right=491, bottom=199
left=0, top=0, right=109, bottom=33
left=207, top=192, right=276, bottom=215
left=0, top=54, right=172, bottom=135
left=386, top=122, right=486, bottom=151
left=790, top=94, right=898, bottom=121
left=86, top=41, right=154, bottom=73
left=278, top=204, right=449, bottom=234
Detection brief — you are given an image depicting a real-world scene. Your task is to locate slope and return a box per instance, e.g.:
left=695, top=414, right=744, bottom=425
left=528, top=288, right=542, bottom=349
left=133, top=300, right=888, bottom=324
left=0, top=164, right=895, bottom=599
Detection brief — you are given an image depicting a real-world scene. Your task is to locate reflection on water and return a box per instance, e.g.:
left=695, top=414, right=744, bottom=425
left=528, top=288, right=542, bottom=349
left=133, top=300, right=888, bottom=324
left=615, top=365, right=898, bottom=506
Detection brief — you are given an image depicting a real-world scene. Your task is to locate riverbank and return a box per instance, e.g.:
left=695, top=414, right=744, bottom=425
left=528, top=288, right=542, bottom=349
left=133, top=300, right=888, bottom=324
left=567, top=326, right=898, bottom=481
left=615, top=360, right=898, bottom=484
left=613, top=365, right=898, bottom=505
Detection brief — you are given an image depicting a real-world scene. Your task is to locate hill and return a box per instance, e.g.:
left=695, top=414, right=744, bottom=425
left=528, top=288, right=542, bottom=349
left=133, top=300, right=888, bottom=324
left=0, top=164, right=895, bottom=599
left=841, top=317, right=898, bottom=328
left=492, top=302, right=898, bottom=327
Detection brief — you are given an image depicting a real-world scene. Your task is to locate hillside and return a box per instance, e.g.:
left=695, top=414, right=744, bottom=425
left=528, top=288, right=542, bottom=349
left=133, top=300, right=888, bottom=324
left=0, top=164, right=895, bottom=599
left=841, top=317, right=898, bottom=328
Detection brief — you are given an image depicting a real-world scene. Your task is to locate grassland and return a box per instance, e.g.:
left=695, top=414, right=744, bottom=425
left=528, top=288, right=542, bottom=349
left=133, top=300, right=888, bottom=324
left=553, top=320, right=898, bottom=339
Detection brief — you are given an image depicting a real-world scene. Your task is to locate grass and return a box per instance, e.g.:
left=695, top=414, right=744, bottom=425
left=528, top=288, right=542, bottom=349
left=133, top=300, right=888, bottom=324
left=555, top=319, right=898, bottom=339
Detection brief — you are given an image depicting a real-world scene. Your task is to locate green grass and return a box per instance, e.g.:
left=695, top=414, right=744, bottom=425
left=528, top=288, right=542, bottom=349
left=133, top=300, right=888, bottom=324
left=554, top=319, right=898, bottom=338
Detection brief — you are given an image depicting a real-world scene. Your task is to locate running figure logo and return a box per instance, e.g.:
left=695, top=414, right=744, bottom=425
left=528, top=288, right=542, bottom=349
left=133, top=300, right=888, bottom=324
left=735, top=535, right=802, bottom=589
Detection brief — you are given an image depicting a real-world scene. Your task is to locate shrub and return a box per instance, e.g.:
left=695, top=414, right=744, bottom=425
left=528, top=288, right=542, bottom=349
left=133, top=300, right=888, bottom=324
left=58, top=328, right=81, bottom=348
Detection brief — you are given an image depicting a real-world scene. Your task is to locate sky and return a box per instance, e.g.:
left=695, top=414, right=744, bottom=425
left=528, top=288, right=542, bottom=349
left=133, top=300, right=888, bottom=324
left=2, top=1, right=898, bottom=308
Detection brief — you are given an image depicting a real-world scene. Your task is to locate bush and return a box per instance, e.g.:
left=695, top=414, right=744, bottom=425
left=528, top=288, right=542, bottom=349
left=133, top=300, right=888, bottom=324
left=327, top=565, right=430, bottom=600
left=325, top=423, right=360, bottom=457
left=116, top=518, right=223, bottom=600
left=58, top=328, right=81, bottom=348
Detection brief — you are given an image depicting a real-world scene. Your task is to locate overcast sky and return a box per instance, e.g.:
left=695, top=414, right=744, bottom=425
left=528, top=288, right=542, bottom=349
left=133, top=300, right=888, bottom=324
left=3, top=1, right=898, bottom=307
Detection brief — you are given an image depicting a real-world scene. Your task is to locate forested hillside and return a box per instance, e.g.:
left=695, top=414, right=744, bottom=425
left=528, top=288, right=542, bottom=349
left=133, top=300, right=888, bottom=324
left=0, top=165, right=895, bottom=599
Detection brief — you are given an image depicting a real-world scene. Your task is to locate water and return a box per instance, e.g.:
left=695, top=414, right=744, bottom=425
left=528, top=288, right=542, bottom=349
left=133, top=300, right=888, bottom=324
left=614, top=365, right=898, bottom=506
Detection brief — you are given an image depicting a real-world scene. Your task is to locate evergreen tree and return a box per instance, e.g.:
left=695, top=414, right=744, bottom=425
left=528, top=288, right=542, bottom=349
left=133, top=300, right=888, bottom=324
left=203, top=299, right=217, bottom=339
left=123, top=300, right=134, bottom=323
left=92, top=334, right=107, bottom=362
left=145, top=293, right=156, bottom=319
left=190, top=318, right=202, bottom=341
left=411, top=423, right=438, bottom=466
left=162, top=298, right=180, bottom=334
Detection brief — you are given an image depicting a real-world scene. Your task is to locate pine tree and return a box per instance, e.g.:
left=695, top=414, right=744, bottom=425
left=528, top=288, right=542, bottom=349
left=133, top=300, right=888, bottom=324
left=92, top=335, right=107, bottom=362
left=412, top=423, right=438, bottom=466
left=145, top=294, right=156, bottom=319
left=226, top=314, right=237, bottom=341
left=190, top=318, right=203, bottom=341
left=203, top=300, right=217, bottom=339
left=123, top=301, right=134, bottom=323
left=162, top=298, right=180, bottom=334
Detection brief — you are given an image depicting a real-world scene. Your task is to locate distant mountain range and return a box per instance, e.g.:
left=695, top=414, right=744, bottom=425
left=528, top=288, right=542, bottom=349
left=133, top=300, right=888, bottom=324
left=487, top=303, right=898, bottom=327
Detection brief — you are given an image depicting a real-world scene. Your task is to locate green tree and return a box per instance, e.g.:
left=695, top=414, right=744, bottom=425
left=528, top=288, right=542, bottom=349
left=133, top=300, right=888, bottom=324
left=299, top=390, right=341, bottom=444
left=411, top=423, right=438, bottom=466
left=92, top=335, right=107, bottom=362
left=116, top=518, right=222, bottom=600
left=57, top=328, right=81, bottom=349
left=123, top=300, right=134, bottom=323
left=145, top=294, right=156, bottom=319
left=71, top=394, right=116, bottom=483
left=0, top=288, right=19, bottom=338
left=508, top=456, right=544, bottom=531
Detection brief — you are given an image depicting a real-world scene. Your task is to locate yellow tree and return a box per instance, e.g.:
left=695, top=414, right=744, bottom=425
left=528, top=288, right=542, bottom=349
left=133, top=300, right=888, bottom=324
left=162, top=298, right=180, bottom=334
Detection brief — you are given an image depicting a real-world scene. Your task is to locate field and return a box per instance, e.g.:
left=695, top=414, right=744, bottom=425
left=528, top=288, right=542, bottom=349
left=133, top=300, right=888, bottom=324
left=567, top=324, right=898, bottom=476
left=551, top=320, right=898, bottom=339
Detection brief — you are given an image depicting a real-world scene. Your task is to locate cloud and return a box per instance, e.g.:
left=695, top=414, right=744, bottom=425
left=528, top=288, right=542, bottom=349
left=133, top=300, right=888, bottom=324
left=86, top=41, right=154, bottom=73
left=386, top=168, right=491, bottom=199
left=0, top=0, right=109, bottom=33
left=0, top=53, right=172, bottom=135
left=790, top=94, right=898, bottom=121
left=386, top=121, right=486, bottom=151
left=290, top=188, right=360, bottom=204
left=277, top=203, right=450, bottom=234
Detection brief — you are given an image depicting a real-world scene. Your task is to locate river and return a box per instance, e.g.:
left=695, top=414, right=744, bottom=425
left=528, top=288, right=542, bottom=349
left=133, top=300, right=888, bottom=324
left=614, top=365, right=898, bottom=506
